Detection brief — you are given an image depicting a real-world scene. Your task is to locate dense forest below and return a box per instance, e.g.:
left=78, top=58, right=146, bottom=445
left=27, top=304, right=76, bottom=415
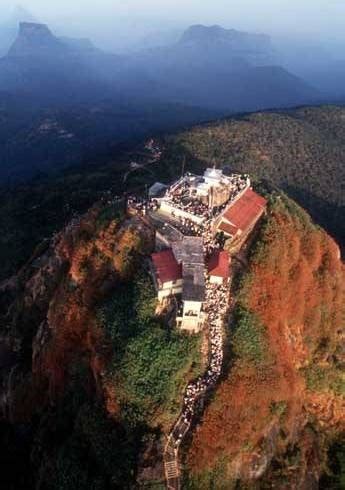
left=1, top=104, right=344, bottom=284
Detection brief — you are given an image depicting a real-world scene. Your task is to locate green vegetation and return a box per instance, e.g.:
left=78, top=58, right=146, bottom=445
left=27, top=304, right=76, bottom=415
left=184, top=457, right=236, bottom=490
left=231, top=305, right=269, bottom=367
left=98, top=271, right=202, bottom=425
left=270, top=401, right=288, bottom=418
left=163, top=106, right=345, bottom=249
left=303, top=365, right=345, bottom=397
left=2, top=105, right=345, bottom=283
left=95, top=200, right=125, bottom=230
left=118, top=328, right=200, bottom=424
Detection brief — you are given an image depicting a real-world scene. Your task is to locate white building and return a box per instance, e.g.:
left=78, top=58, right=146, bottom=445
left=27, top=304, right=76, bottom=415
left=173, top=237, right=206, bottom=333
left=207, top=250, right=231, bottom=285
left=151, top=249, right=183, bottom=301
left=151, top=169, right=250, bottom=229
left=151, top=237, right=206, bottom=333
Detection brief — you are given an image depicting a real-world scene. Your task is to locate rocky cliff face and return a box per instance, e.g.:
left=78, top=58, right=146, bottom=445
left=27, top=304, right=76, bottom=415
left=186, top=195, right=344, bottom=488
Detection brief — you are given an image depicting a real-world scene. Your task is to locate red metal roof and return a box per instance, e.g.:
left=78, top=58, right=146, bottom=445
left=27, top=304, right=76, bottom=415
left=222, top=188, right=267, bottom=234
left=218, top=221, right=239, bottom=237
left=207, top=250, right=230, bottom=278
left=151, top=249, right=182, bottom=284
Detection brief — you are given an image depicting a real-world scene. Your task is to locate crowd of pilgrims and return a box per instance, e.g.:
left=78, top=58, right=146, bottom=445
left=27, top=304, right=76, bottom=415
left=128, top=180, right=236, bottom=454
left=164, top=173, right=248, bottom=220
left=127, top=196, right=224, bottom=253
left=172, top=279, right=229, bottom=448
left=127, top=174, right=248, bottom=242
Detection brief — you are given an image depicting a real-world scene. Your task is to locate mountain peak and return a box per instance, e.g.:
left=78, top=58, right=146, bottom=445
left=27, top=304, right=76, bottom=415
left=180, top=24, right=231, bottom=43
left=8, top=22, right=66, bottom=57
left=179, top=24, right=272, bottom=54
left=19, top=22, right=52, bottom=36
left=9, top=5, right=37, bottom=25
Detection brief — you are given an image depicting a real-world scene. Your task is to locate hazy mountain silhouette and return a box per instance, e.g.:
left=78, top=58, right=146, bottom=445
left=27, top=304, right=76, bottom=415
left=8, top=22, right=68, bottom=58
left=0, top=21, right=324, bottom=184
left=0, top=5, right=37, bottom=56
left=130, top=25, right=318, bottom=111
left=0, top=22, right=318, bottom=108
left=179, top=24, right=274, bottom=65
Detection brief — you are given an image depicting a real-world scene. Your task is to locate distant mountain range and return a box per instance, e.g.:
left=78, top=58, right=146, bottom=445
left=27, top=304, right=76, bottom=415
left=129, top=24, right=317, bottom=112
left=0, top=19, right=326, bottom=184
left=179, top=24, right=274, bottom=64
left=0, top=22, right=318, bottom=107
left=8, top=22, right=68, bottom=57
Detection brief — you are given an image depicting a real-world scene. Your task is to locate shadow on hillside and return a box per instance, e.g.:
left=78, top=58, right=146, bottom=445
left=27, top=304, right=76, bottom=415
left=281, top=184, right=344, bottom=255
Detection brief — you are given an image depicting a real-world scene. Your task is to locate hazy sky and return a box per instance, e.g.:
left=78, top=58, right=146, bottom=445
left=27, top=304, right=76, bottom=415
left=1, top=1, right=344, bottom=51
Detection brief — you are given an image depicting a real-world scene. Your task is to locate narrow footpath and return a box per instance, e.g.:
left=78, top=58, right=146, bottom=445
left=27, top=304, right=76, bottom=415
left=163, top=279, right=230, bottom=489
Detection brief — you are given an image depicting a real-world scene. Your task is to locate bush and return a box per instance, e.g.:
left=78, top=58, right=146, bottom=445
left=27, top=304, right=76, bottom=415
left=95, top=202, right=124, bottom=230
left=303, top=365, right=345, bottom=396
left=270, top=401, right=288, bottom=418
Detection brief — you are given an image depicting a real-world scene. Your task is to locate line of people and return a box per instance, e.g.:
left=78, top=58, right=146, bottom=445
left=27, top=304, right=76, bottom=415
left=170, top=277, right=229, bottom=450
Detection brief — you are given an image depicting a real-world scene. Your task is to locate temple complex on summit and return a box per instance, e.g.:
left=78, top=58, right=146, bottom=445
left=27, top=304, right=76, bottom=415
left=132, top=167, right=267, bottom=333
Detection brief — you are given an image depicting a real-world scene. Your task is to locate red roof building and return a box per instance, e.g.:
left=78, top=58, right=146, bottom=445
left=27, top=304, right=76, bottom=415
left=218, top=221, right=238, bottom=237
left=207, top=250, right=230, bottom=283
left=218, top=188, right=267, bottom=238
left=151, top=249, right=182, bottom=285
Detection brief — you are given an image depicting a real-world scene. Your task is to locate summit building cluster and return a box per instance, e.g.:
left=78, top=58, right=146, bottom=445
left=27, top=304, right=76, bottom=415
left=129, top=167, right=267, bottom=333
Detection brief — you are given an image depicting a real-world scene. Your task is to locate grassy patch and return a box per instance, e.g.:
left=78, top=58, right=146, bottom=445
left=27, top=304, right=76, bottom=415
left=231, top=306, right=269, bottom=367
left=302, top=365, right=345, bottom=397
left=118, top=328, right=200, bottom=424
left=184, top=457, right=236, bottom=490
left=98, top=270, right=202, bottom=425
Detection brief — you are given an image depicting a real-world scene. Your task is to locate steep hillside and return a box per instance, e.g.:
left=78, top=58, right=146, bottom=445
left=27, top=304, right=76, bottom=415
left=0, top=190, right=343, bottom=488
left=0, top=202, right=202, bottom=489
left=163, top=105, right=345, bottom=248
left=185, top=195, right=345, bottom=488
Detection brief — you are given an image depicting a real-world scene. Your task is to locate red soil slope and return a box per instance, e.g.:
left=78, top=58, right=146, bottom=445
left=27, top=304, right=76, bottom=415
left=187, top=196, right=344, bottom=487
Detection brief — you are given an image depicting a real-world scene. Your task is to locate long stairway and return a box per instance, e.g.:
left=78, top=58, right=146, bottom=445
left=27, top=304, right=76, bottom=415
left=163, top=276, right=231, bottom=489
left=165, top=460, right=179, bottom=480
